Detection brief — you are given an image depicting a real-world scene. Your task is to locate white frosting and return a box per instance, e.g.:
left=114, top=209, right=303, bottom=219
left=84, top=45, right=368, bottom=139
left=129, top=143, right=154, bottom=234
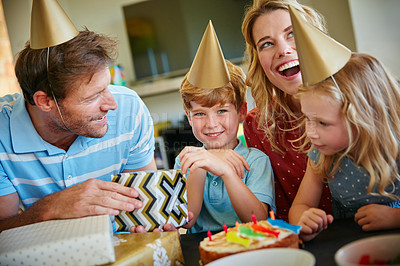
left=200, top=220, right=295, bottom=254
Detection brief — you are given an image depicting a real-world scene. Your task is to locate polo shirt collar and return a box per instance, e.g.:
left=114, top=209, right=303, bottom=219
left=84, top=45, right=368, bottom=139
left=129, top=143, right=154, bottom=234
left=9, top=96, right=90, bottom=156
left=10, top=96, right=49, bottom=154
left=234, top=138, right=246, bottom=154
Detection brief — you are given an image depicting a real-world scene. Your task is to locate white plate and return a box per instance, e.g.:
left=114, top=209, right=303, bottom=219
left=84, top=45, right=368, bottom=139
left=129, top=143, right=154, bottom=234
left=207, top=248, right=315, bottom=266
left=335, top=234, right=400, bottom=266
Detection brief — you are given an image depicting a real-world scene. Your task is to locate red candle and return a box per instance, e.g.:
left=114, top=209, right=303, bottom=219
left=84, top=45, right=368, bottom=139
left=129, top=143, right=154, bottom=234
left=269, top=210, right=275, bottom=220
left=207, top=230, right=212, bottom=241
left=223, top=224, right=228, bottom=233
left=251, top=213, right=257, bottom=224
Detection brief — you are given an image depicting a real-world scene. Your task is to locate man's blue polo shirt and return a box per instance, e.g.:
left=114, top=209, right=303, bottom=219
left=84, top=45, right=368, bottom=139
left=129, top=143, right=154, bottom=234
left=0, top=85, right=155, bottom=209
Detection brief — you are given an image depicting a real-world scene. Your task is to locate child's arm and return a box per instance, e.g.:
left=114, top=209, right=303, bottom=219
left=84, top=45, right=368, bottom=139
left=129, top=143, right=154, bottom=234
left=184, top=167, right=207, bottom=228
left=180, top=147, right=268, bottom=223
left=179, top=146, right=250, bottom=178
left=289, top=159, right=334, bottom=241
left=221, top=167, right=269, bottom=222
left=175, top=147, right=206, bottom=228
left=355, top=204, right=400, bottom=231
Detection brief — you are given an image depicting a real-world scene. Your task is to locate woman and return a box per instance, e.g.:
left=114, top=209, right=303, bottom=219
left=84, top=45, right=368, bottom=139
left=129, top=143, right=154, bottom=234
left=241, top=0, right=333, bottom=221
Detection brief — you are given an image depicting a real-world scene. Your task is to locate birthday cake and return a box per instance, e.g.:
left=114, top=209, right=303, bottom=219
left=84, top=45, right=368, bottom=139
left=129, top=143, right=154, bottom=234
left=199, top=219, right=301, bottom=264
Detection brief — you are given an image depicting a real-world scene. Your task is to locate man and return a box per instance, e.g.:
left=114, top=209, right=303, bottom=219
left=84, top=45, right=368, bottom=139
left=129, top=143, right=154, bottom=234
left=0, top=27, right=179, bottom=233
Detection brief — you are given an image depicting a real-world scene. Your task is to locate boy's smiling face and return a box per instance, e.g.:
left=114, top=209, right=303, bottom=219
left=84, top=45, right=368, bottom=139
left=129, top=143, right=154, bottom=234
left=186, top=101, right=246, bottom=150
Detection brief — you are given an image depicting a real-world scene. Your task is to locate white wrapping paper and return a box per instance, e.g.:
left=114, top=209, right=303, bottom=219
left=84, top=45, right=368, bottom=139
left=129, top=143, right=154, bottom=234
left=0, top=215, right=115, bottom=265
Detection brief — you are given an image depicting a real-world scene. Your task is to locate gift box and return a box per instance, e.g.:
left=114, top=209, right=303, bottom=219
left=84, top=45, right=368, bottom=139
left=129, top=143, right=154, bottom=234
left=112, top=170, right=188, bottom=231
left=109, top=232, right=184, bottom=265
left=0, top=215, right=115, bottom=266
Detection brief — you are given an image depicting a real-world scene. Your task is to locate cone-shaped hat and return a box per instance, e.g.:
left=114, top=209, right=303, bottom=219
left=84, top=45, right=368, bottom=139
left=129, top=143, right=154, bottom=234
left=187, top=20, right=230, bottom=89
left=30, top=0, right=79, bottom=49
left=288, top=5, right=351, bottom=86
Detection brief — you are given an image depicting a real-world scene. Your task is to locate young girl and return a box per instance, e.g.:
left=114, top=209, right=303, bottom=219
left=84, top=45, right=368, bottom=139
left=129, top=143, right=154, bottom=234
left=289, top=53, right=400, bottom=241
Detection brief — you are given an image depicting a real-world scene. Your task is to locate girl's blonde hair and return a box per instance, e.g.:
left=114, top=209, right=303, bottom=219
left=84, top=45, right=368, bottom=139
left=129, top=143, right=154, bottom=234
left=297, top=53, right=400, bottom=198
left=241, top=0, right=326, bottom=153
left=180, top=60, right=247, bottom=112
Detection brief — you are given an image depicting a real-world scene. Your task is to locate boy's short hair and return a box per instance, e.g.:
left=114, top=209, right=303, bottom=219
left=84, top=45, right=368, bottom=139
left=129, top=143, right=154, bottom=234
left=180, top=60, right=247, bottom=112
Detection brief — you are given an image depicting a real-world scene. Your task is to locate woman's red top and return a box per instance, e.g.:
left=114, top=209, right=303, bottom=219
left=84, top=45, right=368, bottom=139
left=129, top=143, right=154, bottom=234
left=244, top=108, right=332, bottom=221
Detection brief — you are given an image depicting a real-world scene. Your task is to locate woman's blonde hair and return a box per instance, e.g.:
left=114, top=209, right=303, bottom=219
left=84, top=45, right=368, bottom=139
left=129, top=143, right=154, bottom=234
left=297, top=53, right=400, bottom=198
left=180, top=60, right=247, bottom=112
left=241, top=0, right=326, bottom=153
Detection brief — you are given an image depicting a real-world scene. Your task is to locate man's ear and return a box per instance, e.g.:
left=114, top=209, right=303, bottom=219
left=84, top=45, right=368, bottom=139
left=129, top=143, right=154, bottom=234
left=33, top=91, right=53, bottom=112
left=238, top=102, right=247, bottom=122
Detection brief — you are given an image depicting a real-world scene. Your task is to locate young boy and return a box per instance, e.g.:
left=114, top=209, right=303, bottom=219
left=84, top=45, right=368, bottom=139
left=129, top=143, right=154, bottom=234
left=174, top=21, right=275, bottom=233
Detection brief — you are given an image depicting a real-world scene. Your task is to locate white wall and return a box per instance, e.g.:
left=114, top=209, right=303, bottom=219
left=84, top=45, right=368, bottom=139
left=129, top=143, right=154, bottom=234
left=141, top=90, right=185, bottom=127
left=3, top=0, right=399, bottom=127
left=3, top=0, right=144, bottom=83
left=302, top=0, right=357, bottom=51
left=3, top=0, right=31, bottom=56
left=349, top=0, right=400, bottom=77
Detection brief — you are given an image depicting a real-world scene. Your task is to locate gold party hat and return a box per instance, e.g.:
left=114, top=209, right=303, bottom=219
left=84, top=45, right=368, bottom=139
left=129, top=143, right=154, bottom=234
left=288, top=5, right=351, bottom=86
left=187, top=20, right=230, bottom=89
left=30, top=0, right=79, bottom=49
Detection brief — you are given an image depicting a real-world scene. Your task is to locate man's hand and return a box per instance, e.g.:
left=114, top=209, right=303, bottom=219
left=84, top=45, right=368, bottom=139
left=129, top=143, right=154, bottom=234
left=129, top=212, right=194, bottom=233
left=39, top=179, right=143, bottom=220
left=129, top=224, right=175, bottom=233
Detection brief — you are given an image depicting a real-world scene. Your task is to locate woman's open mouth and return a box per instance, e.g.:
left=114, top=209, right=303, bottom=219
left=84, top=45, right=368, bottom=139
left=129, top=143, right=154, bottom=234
left=277, top=60, right=300, bottom=77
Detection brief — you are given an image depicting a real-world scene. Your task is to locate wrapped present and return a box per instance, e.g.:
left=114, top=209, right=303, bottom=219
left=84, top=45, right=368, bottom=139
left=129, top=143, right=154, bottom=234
left=112, top=170, right=188, bottom=231
left=109, top=232, right=184, bottom=265
left=0, top=215, right=115, bottom=265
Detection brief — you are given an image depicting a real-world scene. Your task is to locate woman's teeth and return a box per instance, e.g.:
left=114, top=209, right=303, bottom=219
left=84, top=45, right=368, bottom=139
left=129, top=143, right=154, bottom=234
left=278, top=60, right=299, bottom=72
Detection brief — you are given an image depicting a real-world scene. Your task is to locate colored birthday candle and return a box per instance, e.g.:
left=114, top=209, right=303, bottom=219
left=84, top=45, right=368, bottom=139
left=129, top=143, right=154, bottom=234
left=207, top=230, right=212, bottom=241
left=269, top=210, right=275, bottom=220
left=251, top=214, right=257, bottom=224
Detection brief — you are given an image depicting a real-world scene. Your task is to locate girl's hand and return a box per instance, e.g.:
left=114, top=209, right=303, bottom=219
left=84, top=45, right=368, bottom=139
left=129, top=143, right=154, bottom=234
left=297, top=208, right=334, bottom=242
left=355, top=204, right=400, bottom=231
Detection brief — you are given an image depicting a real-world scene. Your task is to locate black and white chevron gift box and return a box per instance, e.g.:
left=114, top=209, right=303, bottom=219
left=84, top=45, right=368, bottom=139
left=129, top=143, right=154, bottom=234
left=112, top=170, right=188, bottom=231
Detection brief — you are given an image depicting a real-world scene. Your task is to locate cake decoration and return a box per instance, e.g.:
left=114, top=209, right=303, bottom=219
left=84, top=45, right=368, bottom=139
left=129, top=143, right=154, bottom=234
left=251, top=224, right=280, bottom=238
left=238, top=226, right=265, bottom=240
left=226, top=231, right=251, bottom=248
left=267, top=218, right=301, bottom=234
left=199, top=219, right=301, bottom=264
